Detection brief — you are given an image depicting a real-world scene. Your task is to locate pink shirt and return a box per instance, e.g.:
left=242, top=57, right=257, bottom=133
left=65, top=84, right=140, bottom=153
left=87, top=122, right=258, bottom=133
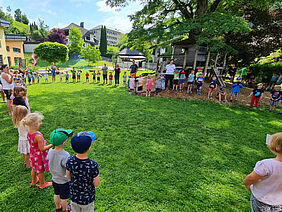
left=129, top=78, right=135, bottom=89
left=147, top=79, right=153, bottom=90
left=251, top=159, right=282, bottom=205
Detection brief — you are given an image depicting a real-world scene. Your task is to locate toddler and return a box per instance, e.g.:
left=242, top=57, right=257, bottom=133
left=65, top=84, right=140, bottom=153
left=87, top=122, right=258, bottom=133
left=23, top=112, right=53, bottom=188
left=249, top=83, right=264, bottom=108
left=196, top=73, right=205, bottom=95
left=137, top=74, right=144, bottom=95
left=97, top=71, right=101, bottom=83
left=269, top=85, right=281, bottom=112
left=12, top=86, right=28, bottom=110
left=129, top=75, right=135, bottom=94
left=160, top=73, right=165, bottom=91
left=31, top=73, right=35, bottom=84
left=77, top=70, right=81, bottom=82
left=218, top=88, right=227, bottom=102
left=65, top=71, right=69, bottom=83
left=44, top=72, right=49, bottom=83
left=36, top=72, right=40, bottom=84
left=208, top=76, right=217, bottom=99
left=187, top=70, right=195, bottom=94
left=109, top=72, right=113, bottom=85
left=243, top=132, right=282, bottom=211
left=13, top=105, right=30, bottom=168
left=155, top=77, right=162, bottom=96
left=173, top=69, right=180, bottom=91
left=146, top=75, right=153, bottom=97
left=179, top=70, right=186, bottom=92
left=92, top=70, right=96, bottom=83
left=123, top=72, right=127, bottom=87
left=59, top=72, right=63, bottom=83
left=230, top=77, right=243, bottom=102
left=66, top=131, right=100, bottom=212
left=86, top=71, right=89, bottom=83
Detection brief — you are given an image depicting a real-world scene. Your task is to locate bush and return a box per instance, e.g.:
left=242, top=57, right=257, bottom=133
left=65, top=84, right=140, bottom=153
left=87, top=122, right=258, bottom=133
left=34, top=42, right=69, bottom=64
left=250, top=63, right=282, bottom=77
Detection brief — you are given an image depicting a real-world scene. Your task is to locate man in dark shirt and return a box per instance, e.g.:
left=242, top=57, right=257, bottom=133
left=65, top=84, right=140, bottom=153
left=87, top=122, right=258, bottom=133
left=130, top=60, right=138, bottom=78
left=228, top=64, right=237, bottom=83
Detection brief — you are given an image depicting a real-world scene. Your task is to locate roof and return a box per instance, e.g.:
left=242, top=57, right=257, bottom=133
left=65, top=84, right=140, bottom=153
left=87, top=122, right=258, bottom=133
left=0, top=18, right=10, bottom=28
left=119, top=48, right=145, bottom=56
left=62, top=23, right=89, bottom=36
left=90, top=25, right=122, bottom=34
left=119, top=55, right=146, bottom=59
left=5, top=34, right=26, bottom=41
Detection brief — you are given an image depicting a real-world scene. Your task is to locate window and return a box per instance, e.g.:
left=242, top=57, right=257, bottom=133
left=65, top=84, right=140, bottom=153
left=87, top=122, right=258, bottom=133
left=7, top=57, right=11, bottom=66
left=6, top=46, right=9, bottom=52
left=13, top=48, right=21, bottom=53
left=14, top=57, right=21, bottom=66
left=0, top=55, right=3, bottom=66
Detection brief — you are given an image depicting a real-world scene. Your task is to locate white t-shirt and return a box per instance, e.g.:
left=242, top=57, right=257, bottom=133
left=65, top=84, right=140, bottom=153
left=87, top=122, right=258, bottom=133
left=17, top=122, right=28, bottom=140
left=251, top=159, right=282, bottom=205
left=165, top=64, right=176, bottom=75
left=0, top=73, right=14, bottom=90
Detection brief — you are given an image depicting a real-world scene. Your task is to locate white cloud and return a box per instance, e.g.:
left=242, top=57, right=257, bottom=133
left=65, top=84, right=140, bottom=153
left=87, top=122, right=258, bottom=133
left=51, top=22, right=68, bottom=29
left=70, top=0, right=90, bottom=2
left=96, top=0, right=119, bottom=13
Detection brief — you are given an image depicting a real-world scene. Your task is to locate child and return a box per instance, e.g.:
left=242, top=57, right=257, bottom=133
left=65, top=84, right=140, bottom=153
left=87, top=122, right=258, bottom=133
left=179, top=70, right=186, bottom=92
left=86, top=71, right=89, bottom=83
left=267, top=73, right=279, bottom=91
left=72, top=67, right=76, bottom=83
left=137, top=74, right=144, bottom=95
left=59, top=72, right=63, bottom=83
left=208, top=76, right=217, bottom=99
left=218, top=88, right=227, bottom=102
left=129, top=75, right=135, bottom=94
left=173, top=69, right=180, bottom=91
left=109, top=72, right=113, bottom=85
left=196, top=73, right=205, bottom=95
left=65, top=71, right=69, bottom=83
left=44, top=72, right=49, bottom=83
left=160, top=73, right=165, bottom=91
left=27, top=72, right=31, bottom=85
left=13, top=105, right=30, bottom=168
left=92, top=70, right=96, bottom=83
left=243, top=132, right=282, bottom=211
left=12, top=86, right=28, bottom=110
left=155, top=77, right=162, bottom=96
left=230, top=77, right=243, bottom=102
left=36, top=72, right=40, bottom=84
left=22, top=112, right=53, bottom=188
left=47, top=128, right=73, bottom=212
left=66, top=131, right=100, bottom=212
left=97, top=71, right=101, bottom=83
left=249, top=83, right=264, bottom=108
left=146, top=75, right=153, bottom=97
left=269, top=85, right=282, bottom=112
left=31, top=73, right=35, bottom=84
left=123, top=72, right=127, bottom=87
left=187, top=70, right=195, bottom=94
left=77, top=70, right=81, bottom=82
left=23, top=88, right=30, bottom=113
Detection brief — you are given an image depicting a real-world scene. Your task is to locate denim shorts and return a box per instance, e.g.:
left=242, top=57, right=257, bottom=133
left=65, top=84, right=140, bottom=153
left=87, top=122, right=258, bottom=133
left=231, top=92, right=239, bottom=96
left=180, top=79, right=185, bottom=84
left=270, top=100, right=279, bottom=106
left=251, top=193, right=282, bottom=212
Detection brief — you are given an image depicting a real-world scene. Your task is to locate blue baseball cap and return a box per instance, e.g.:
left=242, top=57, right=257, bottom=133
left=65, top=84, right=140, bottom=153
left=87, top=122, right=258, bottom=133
left=220, top=88, right=224, bottom=91
left=71, top=131, right=96, bottom=153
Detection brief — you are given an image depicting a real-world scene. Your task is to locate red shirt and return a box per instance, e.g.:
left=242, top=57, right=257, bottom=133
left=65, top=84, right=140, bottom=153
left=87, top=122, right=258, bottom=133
left=109, top=74, right=113, bottom=80
left=86, top=73, right=89, bottom=77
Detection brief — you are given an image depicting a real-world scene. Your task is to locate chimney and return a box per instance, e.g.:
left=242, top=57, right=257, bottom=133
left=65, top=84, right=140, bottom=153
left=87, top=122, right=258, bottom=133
left=80, top=22, right=84, bottom=28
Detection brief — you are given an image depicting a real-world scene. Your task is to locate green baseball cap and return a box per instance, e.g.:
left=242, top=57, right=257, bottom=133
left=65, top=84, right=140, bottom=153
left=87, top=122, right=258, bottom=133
left=50, top=128, right=73, bottom=146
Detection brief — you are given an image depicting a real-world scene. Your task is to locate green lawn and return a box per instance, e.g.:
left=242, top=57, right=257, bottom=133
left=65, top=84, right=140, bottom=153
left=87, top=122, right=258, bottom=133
left=0, top=77, right=281, bottom=211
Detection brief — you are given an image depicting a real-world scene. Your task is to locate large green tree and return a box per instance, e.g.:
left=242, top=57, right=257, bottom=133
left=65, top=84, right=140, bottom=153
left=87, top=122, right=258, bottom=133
left=68, top=27, right=84, bottom=54
left=14, top=9, right=22, bottom=22
left=99, top=26, right=108, bottom=56
left=81, top=45, right=101, bottom=65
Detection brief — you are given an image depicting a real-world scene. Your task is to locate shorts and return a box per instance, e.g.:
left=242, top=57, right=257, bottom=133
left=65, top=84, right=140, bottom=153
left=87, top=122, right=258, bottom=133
left=4, top=90, right=12, bottom=100
left=52, top=181, right=70, bottom=200
left=209, top=88, right=216, bottom=92
left=66, top=77, right=69, bottom=81
left=270, top=100, right=278, bottom=106
left=103, top=74, right=107, bottom=80
left=180, top=79, right=185, bottom=84
left=51, top=73, right=56, bottom=77
left=86, top=77, right=89, bottom=80
left=187, top=81, right=193, bottom=85
left=155, top=88, right=161, bottom=93
left=138, top=86, right=143, bottom=91
left=231, top=92, right=239, bottom=96
left=71, top=201, right=94, bottom=212
left=97, top=77, right=100, bottom=81
left=123, top=79, right=126, bottom=83
left=77, top=76, right=80, bottom=79
left=109, top=80, right=112, bottom=83
left=251, top=193, right=282, bottom=212
left=72, top=75, right=76, bottom=79
left=173, top=79, right=179, bottom=85
left=196, top=82, right=203, bottom=90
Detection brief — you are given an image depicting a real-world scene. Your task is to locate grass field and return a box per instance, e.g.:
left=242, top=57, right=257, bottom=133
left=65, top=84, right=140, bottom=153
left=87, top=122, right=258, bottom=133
left=0, top=77, right=281, bottom=211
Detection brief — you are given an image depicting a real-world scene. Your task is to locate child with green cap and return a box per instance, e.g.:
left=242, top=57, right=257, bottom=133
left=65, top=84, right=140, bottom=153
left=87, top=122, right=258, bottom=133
left=47, top=128, right=73, bottom=212
left=66, top=131, right=100, bottom=212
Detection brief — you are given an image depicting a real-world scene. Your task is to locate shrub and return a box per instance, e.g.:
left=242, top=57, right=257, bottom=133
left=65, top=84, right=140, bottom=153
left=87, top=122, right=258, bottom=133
left=250, top=63, right=282, bottom=77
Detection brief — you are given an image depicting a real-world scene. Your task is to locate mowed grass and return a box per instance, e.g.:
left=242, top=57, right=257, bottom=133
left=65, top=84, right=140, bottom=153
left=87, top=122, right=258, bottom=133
left=0, top=77, right=281, bottom=211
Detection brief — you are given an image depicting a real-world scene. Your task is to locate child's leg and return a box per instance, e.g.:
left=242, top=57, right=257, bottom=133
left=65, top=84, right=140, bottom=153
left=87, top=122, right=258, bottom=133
left=31, top=169, right=37, bottom=183
left=219, top=94, right=222, bottom=101
left=38, top=171, right=45, bottom=186
left=250, top=96, right=255, bottom=107
left=23, top=154, right=31, bottom=168
left=255, top=97, right=260, bottom=107
left=61, top=199, right=68, bottom=211
left=54, top=195, right=61, bottom=209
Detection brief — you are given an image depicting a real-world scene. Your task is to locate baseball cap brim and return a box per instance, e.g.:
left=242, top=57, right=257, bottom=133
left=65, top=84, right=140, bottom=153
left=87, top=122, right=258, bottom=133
left=87, top=131, right=96, bottom=142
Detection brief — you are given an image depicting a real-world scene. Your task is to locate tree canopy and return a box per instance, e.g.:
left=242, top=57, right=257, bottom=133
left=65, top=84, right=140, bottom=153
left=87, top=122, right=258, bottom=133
left=81, top=45, right=101, bottom=65
left=48, top=29, right=67, bottom=45
left=68, top=27, right=84, bottom=55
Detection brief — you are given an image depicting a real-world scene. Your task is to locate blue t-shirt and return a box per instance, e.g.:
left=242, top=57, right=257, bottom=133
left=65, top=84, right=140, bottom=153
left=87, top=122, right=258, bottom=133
left=188, top=74, right=195, bottom=82
left=77, top=72, right=81, bottom=77
left=252, top=88, right=264, bottom=98
left=209, top=80, right=217, bottom=88
left=156, top=80, right=161, bottom=88
left=66, top=156, right=99, bottom=205
left=271, top=91, right=282, bottom=100
left=232, top=83, right=243, bottom=93
left=197, top=76, right=204, bottom=83
left=180, top=73, right=186, bottom=80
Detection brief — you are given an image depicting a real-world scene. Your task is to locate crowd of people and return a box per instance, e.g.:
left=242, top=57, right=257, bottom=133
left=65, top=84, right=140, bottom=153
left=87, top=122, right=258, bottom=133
left=0, top=60, right=282, bottom=211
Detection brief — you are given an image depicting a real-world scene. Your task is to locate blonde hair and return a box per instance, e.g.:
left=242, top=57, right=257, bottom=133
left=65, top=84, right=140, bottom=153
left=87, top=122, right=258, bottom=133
left=13, top=86, right=26, bottom=97
left=13, top=106, right=28, bottom=127
left=22, top=112, right=44, bottom=129
left=269, top=132, right=282, bottom=154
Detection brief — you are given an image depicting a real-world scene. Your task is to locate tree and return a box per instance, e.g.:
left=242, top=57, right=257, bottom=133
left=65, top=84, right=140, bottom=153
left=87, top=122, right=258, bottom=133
left=106, top=46, right=119, bottom=63
left=34, top=42, right=69, bottom=64
left=99, top=26, right=107, bottom=56
left=68, top=27, right=84, bottom=54
left=14, top=9, right=22, bottom=22
left=21, top=14, right=29, bottom=25
left=47, top=29, right=67, bottom=45
left=117, top=34, right=129, bottom=50
left=81, top=45, right=101, bottom=65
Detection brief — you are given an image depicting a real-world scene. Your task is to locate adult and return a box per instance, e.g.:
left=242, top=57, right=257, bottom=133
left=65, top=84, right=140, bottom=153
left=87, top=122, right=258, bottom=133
left=0, top=77, right=6, bottom=102
left=241, top=66, right=249, bottom=82
left=114, top=64, right=121, bottom=86
left=228, top=64, right=237, bottom=83
left=71, top=67, right=76, bottom=83
left=102, top=63, right=108, bottom=84
left=165, top=59, right=176, bottom=90
left=51, top=62, right=57, bottom=83
left=129, top=60, right=138, bottom=78
left=0, top=64, right=14, bottom=115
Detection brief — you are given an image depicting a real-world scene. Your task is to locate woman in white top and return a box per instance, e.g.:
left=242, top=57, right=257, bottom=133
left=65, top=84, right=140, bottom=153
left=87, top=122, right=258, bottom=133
left=165, top=59, right=176, bottom=90
left=0, top=64, right=14, bottom=115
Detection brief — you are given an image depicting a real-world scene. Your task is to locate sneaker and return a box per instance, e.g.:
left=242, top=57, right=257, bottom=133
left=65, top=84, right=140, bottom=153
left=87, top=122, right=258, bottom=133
left=197, top=92, right=200, bottom=95
left=230, top=100, right=233, bottom=102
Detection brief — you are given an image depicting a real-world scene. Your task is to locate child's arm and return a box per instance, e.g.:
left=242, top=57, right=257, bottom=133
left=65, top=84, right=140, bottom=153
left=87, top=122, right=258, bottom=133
left=93, top=175, right=100, bottom=187
left=248, top=91, right=253, bottom=97
left=260, top=93, right=264, bottom=100
left=66, top=170, right=71, bottom=179
left=36, top=135, right=53, bottom=152
left=243, top=171, right=263, bottom=190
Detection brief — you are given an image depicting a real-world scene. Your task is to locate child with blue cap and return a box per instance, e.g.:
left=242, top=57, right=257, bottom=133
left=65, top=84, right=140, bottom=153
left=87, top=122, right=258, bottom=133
left=66, top=131, right=100, bottom=212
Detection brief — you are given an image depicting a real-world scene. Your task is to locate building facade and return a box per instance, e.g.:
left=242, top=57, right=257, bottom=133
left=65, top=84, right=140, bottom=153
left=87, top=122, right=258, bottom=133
left=90, top=25, right=122, bottom=46
left=5, top=34, right=26, bottom=66
left=0, top=19, right=10, bottom=66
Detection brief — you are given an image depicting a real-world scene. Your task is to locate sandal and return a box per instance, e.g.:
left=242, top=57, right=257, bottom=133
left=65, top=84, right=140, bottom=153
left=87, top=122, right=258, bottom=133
left=29, top=176, right=39, bottom=187
left=36, top=181, right=52, bottom=189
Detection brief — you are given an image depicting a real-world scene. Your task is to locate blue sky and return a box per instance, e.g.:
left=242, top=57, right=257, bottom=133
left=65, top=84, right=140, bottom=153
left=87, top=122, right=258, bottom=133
left=1, top=0, right=143, bottom=33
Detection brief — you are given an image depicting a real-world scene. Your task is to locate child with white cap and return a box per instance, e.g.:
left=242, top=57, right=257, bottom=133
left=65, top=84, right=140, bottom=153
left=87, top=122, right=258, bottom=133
left=66, top=131, right=100, bottom=212
left=47, top=128, right=73, bottom=212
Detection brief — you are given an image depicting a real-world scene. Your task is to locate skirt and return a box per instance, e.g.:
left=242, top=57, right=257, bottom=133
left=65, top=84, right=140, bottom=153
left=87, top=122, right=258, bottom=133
left=18, top=139, right=30, bottom=154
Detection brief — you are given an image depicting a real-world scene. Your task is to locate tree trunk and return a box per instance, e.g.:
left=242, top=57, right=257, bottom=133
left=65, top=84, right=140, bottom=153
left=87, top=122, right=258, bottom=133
left=204, top=51, right=210, bottom=75
left=193, top=48, right=198, bottom=70
left=183, top=49, right=187, bottom=69
left=196, top=0, right=208, bottom=16
left=214, top=53, right=219, bottom=68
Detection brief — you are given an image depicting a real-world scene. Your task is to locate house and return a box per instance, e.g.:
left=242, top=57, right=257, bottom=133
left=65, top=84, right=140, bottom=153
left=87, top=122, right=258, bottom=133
left=117, top=48, right=146, bottom=68
left=62, top=22, right=97, bottom=47
left=5, top=34, right=26, bottom=66
left=0, top=19, right=10, bottom=65
left=90, top=25, right=122, bottom=46
left=24, top=41, right=42, bottom=53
